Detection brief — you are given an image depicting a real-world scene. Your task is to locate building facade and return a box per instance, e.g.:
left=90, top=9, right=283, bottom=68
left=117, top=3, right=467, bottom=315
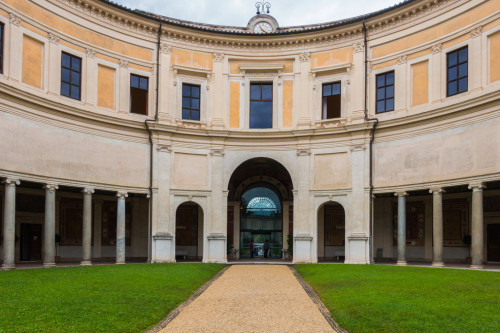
left=1, top=0, right=499, bottom=269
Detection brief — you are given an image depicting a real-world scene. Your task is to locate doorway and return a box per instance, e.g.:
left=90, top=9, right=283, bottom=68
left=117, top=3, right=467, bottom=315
left=175, top=203, right=203, bottom=260
left=20, top=223, right=42, bottom=261
left=487, top=224, right=500, bottom=262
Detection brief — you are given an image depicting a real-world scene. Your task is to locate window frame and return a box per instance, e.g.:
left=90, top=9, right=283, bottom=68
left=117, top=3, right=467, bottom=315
left=249, top=82, right=274, bottom=129
left=375, top=71, right=395, bottom=114
left=321, top=81, right=342, bottom=120
left=0, top=22, right=4, bottom=74
left=60, top=51, right=82, bottom=100
left=129, top=73, right=149, bottom=115
left=181, top=83, right=201, bottom=121
left=446, top=45, right=468, bottom=97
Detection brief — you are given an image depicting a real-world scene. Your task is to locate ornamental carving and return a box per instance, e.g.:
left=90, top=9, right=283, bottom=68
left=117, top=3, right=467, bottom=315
left=432, top=44, right=442, bottom=54
left=353, top=41, right=364, bottom=53
left=471, top=26, right=482, bottom=38
left=213, top=53, right=224, bottom=62
left=397, top=55, right=407, bottom=65
left=48, top=32, right=60, bottom=44
left=160, top=44, right=171, bottom=54
left=85, top=48, right=96, bottom=58
left=468, top=182, right=486, bottom=190
left=296, top=149, right=311, bottom=156
left=116, top=191, right=128, bottom=198
left=9, top=13, right=20, bottom=26
left=44, top=184, right=59, bottom=191
left=210, top=149, right=225, bottom=156
left=299, top=52, right=310, bottom=62
left=119, top=59, right=129, bottom=68
left=3, top=178, right=20, bottom=186
left=82, top=187, right=95, bottom=195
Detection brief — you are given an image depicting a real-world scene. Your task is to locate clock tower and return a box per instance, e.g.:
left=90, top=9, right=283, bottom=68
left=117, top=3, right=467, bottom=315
left=247, top=2, right=278, bottom=34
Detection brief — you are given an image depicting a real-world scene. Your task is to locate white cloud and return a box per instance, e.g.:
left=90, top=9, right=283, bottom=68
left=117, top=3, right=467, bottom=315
left=112, top=0, right=404, bottom=27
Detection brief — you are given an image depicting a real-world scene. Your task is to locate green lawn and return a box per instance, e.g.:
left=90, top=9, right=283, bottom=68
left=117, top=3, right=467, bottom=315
left=0, top=263, right=224, bottom=333
left=295, top=264, right=500, bottom=333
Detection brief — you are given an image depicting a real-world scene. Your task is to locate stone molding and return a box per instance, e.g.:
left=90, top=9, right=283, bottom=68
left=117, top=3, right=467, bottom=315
left=295, top=233, right=313, bottom=241
left=210, top=149, right=225, bottom=156
left=9, top=13, right=20, bottom=26
left=297, top=149, right=311, bottom=156
left=116, top=191, right=128, bottom=198
left=153, top=232, right=173, bottom=240
left=207, top=233, right=226, bottom=240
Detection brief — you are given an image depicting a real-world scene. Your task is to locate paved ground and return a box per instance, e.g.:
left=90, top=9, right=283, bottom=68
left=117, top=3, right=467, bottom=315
left=158, top=265, right=336, bottom=333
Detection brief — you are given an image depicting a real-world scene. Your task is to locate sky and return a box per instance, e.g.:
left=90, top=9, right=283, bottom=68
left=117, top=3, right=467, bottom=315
left=111, top=0, right=405, bottom=27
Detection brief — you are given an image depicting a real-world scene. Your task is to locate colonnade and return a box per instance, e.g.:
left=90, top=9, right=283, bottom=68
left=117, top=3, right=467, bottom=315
left=394, top=182, right=486, bottom=269
left=1, top=178, right=130, bottom=270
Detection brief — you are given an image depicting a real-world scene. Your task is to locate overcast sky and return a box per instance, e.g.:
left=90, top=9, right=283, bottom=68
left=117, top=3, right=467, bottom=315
left=111, top=0, right=404, bottom=27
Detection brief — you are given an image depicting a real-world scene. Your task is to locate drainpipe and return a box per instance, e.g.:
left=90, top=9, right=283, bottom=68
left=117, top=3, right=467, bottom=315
left=145, top=22, right=162, bottom=263
left=363, top=19, right=379, bottom=264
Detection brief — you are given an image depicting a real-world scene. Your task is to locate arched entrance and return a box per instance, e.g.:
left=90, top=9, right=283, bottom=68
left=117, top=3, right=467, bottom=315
left=175, top=202, right=203, bottom=261
left=318, top=202, right=345, bottom=262
left=227, top=158, right=293, bottom=260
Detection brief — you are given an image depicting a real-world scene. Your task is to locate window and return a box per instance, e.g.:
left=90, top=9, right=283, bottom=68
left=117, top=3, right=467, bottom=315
left=376, top=71, right=394, bottom=113
left=0, top=22, right=4, bottom=74
left=250, top=83, right=272, bottom=129
left=130, top=74, right=148, bottom=115
left=182, top=83, right=200, bottom=121
left=322, top=82, right=341, bottom=119
left=61, top=52, right=81, bottom=100
left=447, top=46, right=468, bottom=96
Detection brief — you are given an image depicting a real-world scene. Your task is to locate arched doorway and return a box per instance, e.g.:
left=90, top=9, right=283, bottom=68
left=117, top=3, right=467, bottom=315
left=175, top=202, right=203, bottom=261
left=227, top=158, right=293, bottom=260
left=318, top=202, right=345, bottom=262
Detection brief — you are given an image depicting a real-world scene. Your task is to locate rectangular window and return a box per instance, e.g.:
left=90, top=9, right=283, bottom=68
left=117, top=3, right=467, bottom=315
left=0, top=23, right=4, bottom=74
left=322, top=82, right=341, bottom=119
left=447, top=46, right=468, bottom=97
left=61, top=52, right=82, bottom=100
left=182, top=83, right=200, bottom=121
left=250, top=83, right=272, bottom=129
left=130, top=74, right=148, bottom=115
left=376, top=71, right=395, bottom=113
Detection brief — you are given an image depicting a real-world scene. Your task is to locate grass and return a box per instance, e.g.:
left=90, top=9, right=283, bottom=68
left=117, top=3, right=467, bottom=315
left=0, top=263, right=224, bottom=333
left=295, top=264, right=500, bottom=333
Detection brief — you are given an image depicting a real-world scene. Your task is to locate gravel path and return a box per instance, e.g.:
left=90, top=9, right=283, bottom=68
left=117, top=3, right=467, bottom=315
left=159, top=265, right=336, bottom=333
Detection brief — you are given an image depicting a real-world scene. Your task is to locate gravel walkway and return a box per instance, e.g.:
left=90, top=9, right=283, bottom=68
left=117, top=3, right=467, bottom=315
left=159, top=265, right=337, bottom=333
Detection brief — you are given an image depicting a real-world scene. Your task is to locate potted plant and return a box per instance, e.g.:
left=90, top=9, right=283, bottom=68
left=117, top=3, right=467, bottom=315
left=463, top=234, right=472, bottom=264
left=55, top=234, right=61, bottom=263
left=287, top=234, right=293, bottom=259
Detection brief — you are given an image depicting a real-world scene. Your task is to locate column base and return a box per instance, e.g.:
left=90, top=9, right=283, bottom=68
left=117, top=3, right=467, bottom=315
left=115, top=261, right=126, bottom=265
left=43, top=262, right=56, bottom=268
left=1, top=264, right=16, bottom=270
left=470, top=264, right=484, bottom=270
left=396, top=260, right=407, bottom=266
left=80, top=260, right=92, bottom=266
left=432, top=262, right=445, bottom=267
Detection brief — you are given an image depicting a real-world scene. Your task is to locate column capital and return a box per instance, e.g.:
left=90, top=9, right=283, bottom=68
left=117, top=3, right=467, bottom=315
left=116, top=191, right=128, bottom=199
left=3, top=178, right=20, bottom=186
left=394, top=191, right=408, bottom=197
left=44, top=184, right=59, bottom=191
left=468, top=182, right=486, bottom=191
left=429, top=186, right=446, bottom=194
left=82, top=187, right=95, bottom=195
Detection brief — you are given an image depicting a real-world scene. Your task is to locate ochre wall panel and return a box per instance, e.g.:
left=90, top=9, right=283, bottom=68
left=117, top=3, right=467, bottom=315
left=372, top=59, right=397, bottom=70
left=282, top=80, right=293, bottom=128
left=408, top=49, right=431, bottom=61
left=442, top=33, right=471, bottom=50
left=311, top=47, right=353, bottom=69
left=484, top=18, right=500, bottom=33
left=174, top=153, right=208, bottom=186
left=373, top=0, right=498, bottom=58
left=490, top=31, right=500, bottom=82
left=22, top=35, right=43, bottom=88
left=171, top=48, right=213, bottom=70
left=97, top=65, right=115, bottom=109
left=60, top=40, right=85, bottom=54
left=412, top=60, right=429, bottom=106
left=313, top=153, right=351, bottom=189
left=229, top=81, right=240, bottom=129
left=20, top=22, right=47, bottom=38
left=6, top=0, right=152, bottom=61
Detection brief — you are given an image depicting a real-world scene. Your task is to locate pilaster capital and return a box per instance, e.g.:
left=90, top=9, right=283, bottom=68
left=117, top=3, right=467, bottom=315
left=82, top=187, right=95, bottom=195
left=299, top=52, right=310, bottom=62
left=116, top=191, right=128, bottom=199
left=397, top=55, right=407, bottom=65
left=48, top=32, right=60, bottom=44
left=353, top=41, right=364, bottom=53
left=160, top=44, right=171, bottom=54
left=471, top=26, right=482, bottom=38
left=44, top=184, right=59, bottom=191
left=85, top=48, right=96, bottom=59
left=429, top=186, right=445, bottom=194
left=210, top=149, right=225, bottom=156
left=9, top=13, right=20, bottom=26
left=296, top=149, right=311, bottom=156
left=394, top=191, right=408, bottom=197
left=432, top=44, right=442, bottom=54
left=468, top=182, right=486, bottom=191
left=119, top=59, right=129, bottom=69
left=3, top=178, right=20, bottom=186
left=213, top=53, right=224, bottom=62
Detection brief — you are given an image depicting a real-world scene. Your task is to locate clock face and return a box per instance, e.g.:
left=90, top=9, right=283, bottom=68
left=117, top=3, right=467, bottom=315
left=254, top=22, right=272, bottom=33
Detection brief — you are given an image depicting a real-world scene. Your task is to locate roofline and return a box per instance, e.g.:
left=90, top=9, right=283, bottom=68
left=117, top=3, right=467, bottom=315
left=97, top=0, right=418, bottom=36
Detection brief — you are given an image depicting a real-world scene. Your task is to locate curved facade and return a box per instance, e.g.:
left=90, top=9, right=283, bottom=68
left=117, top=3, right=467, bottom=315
left=1, top=0, right=500, bottom=268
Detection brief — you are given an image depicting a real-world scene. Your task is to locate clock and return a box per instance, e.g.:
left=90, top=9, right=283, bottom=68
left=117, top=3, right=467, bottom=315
left=254, top=22, right=272, bottom=34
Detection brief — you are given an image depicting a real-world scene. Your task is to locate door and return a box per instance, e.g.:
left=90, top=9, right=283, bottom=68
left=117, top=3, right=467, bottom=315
left=487, top=224, right=500, bottom=262
left=20, top=224, right=42, bottom=261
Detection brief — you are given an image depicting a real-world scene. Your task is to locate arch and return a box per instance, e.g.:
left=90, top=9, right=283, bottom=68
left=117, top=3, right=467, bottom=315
left=317, top=201, right=346, bottom=262
left=175, top=201, right=204, bottom=261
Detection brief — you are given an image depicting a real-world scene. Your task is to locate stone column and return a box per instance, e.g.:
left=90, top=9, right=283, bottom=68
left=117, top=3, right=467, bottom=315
left=2, top=178, right=20, bottom=270
left=43, top=184, right=58, bottom=268
left=430, top=187, right=445, bottom=267
left=394, top=191, right=408, bottom=265
left=469, top=182, right=485, bottom=269
left=81, top=187, right=94, bottom=266
left=116, top=191, right=128, bottom=264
